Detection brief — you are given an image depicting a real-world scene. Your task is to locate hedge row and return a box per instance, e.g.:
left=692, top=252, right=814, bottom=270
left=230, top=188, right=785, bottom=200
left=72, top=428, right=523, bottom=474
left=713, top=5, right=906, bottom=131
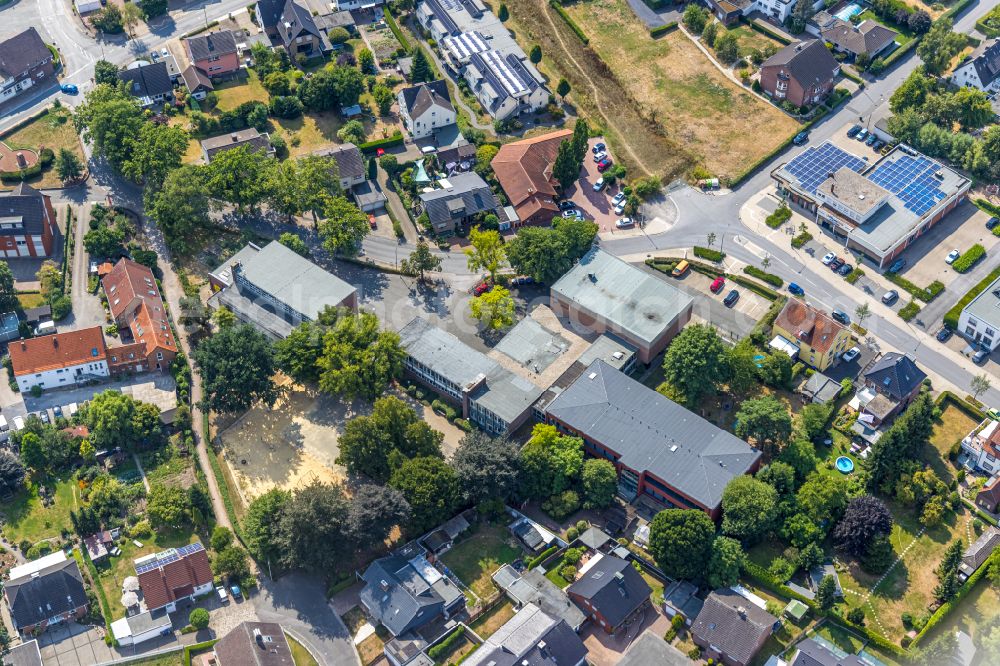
left=183, top=21, right=219, bottom=39
left=840, top=67, right=863, bottom=85
left=898, top=300, right=920, bottom=322
left=844, top=267, right=865, bottom=285
left=358, top=133, right=405, bottom=153
left=647, top=257, right=778, bottom=300
left=729, top=274, right=780, bottom=301
left=729, top=103, right=833, bottom=187
left=650, top=22, right=678, bottom=38
left=184, top=640, right=220, bottom=666
left=944, top=265, right=1000, bottom=329
left=942, top=0, right=976, bottom=22
left=0, top=148, right=54, bottom=183
left=765, top=205, right=791, bottom=228
left=883, top=271, right=944, bottom=303
left=934, top=390, right=985, bottom=422
left=693, top=246, right=725, bottom=262
left=747, top=18, right=793, bottom=45
left=880, top=37, right=918, bottom=69
left=203, top=412, right=246, bottom=543
left=951, top=243, right=985, bottom=273
left=527, top=545, right=559, bottom=569
left=743, top=265, right=783, bottom=288
left=75, top=547, right=116, bottom=646
left=384, top=9, right=411, bottom=50
left=550, top=1, right=589, bottom=45
left=427, top=627, right=466, bottom=660
left=912, top=549, right=1000, bottom=647
left=791, top=231, right=812, bottom=249
left=973, top=198, right=1000, bottom=217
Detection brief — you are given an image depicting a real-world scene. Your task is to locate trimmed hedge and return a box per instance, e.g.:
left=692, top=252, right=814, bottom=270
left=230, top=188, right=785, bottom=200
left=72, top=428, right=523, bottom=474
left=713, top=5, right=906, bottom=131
left=729, top=274, right=780, bottom=301
left=844, top=267, right=865, bottom=285
left=648, top=257, right=778, bottom=300
left=944, top=265, right=1000, bottom=329
left=747, top=18, right=793, bottom=45
left=527, top=545, right=558, bottom=570
left=881, top=37, right=918, bottom=69
left=973, top=198, right=1000, bottom=217
left=184, top=640, right=220, bottom=666
left=840, top=67, right=863, bottom=84
left=358, top=133, right=405, bottom=153
left=898, top=300, right=920, bottom=322
left=427, top=627, right=466, bottom=660
left=791, top=231, right=812, bottom=248
left=693, top=246, right=725, bottom=262
left=0, top=147, right=54, bottom=183
left=384, top=9, right=411, bottom=50
left=183, top=21, right=219, bottom=39
left=765, top=204, right=791, bottom=229
left=934, top=390, right=985, bottom=422
left=75, top=547, right=116, bottom=646
left=952, top=244, right=985, bottom=273
left=884, top=271, right=944, bottom=303
left=650, top=22, right=678, bottom=38
left=743, top=265, right=783, bottom=288
left=550, top=1, right=589, bottom=44
left=912, top=549, right=1000, bottom=647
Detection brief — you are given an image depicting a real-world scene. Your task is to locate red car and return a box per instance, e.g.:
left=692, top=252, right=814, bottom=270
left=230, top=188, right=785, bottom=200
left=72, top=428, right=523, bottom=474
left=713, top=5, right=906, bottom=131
left=473, top=281, right=492, bottom=296
left=376, top=148, right=386, bottom=157
left=710, top=276, right=725, bottom=293
left=597, top=159, right=613, bottom=173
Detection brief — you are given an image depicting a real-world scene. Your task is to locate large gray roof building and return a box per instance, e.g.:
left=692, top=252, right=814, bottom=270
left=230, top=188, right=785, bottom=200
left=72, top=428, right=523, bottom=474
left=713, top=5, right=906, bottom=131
left=550, top=248, right=693, bottom=364
left=544, top=360, right=762, bottom=518
left=462, top=604, right=587, bottom=666
left=359, top=553, right=464, bottom=637
left=207, top=241, right=357, bottom=339
left=492, top=564, right=587, bottom=631
left=399, top=317, right=542, bottom=435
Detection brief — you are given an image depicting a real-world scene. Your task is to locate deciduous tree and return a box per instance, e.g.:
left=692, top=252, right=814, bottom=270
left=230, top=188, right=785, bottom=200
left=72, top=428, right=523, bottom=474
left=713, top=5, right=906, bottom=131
left=518, top=424, right=584, bottom=499
left=451, top=431, right=521, bottom=504
left=318, top=195, right=370, bottom=254
left=389, top=457, right=461, bottom=536
left=336, top=396, right=443, bottom=482
left=660, top=324, right=729, bottom=407
left=243, top=488, right=290, bottom=564
left=400, top=240, right=442, bottom=281
left=581, top=459, right=617, bottom=509
left=465, top=226, right=506, bottom=281
left=916, top=18, right=966, bottom=75
left=833, top=495, right=893, bottom=558
left=708, top=536, right=745, bottom=589
left=648, top=509, right=715, bottom=581
left=193, top=324, right=279, bottom=413
left=734, top=396, right=792, bottom=454
left=721, top=476, right=778, bottom=544
left=470, top=286, right=516, bottom=331
left=149, top=165, right=212, bottom=256
left=147, top=485, right=191, bottom=529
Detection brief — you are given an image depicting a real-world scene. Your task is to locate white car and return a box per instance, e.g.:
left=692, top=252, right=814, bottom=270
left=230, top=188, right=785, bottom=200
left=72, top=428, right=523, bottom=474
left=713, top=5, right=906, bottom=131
left=821, top=252, right=836, bottom=265
left=842, top=347, right=861, bottom=363
left=945, top=249, right=960, bottom=265
left=614, top=202, right=626, bottom=215
left=561, top=208, right=580, bottom=219
left=615, top=217, right=635, bottom=229
left=611, top=192, right=626, bottom=205
left=217, top=586, right=229, bottom=603
left=592, top=178, right=606, bottom=192
left=593, top=151, right=608, bottom=163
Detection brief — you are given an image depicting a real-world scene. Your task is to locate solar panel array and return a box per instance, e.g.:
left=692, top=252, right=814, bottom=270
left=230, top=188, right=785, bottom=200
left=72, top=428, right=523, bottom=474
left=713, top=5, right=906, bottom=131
left=135, top=542, right=204, bottom=575
left=784, top=143, right=867, bottom=194
left=476, top=50, right=529, bottom=96
left=867, top=154, right=947, bottom=216
left=443, top=32, right=488, bottom=61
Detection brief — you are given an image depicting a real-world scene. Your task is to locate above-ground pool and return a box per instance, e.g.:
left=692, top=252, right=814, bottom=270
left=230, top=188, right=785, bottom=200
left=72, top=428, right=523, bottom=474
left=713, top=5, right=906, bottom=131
left=834, top=3, right=864, bottom=21
left=753, top=354, right=765, bottom=368
left=836, top=456, right=855, bottom=474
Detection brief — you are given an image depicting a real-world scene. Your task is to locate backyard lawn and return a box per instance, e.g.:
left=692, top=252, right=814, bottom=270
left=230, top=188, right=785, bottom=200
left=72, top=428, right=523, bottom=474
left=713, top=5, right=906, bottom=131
left=857, top=10, right=915, bottom=45
left=469, top=600, right=515, bottom=638
left=921, top=574, right=1000, bottom=645
left=0, top=477, right=79, bottom=545
left=0, top=106, right=85, bottom=190
left=727, top=26, right=785, bottom=60
left=16, top=292, right=46, bottom=309
left=440, top=524, right=522, bottom=601
left=342, top=606, right=390, bottom=666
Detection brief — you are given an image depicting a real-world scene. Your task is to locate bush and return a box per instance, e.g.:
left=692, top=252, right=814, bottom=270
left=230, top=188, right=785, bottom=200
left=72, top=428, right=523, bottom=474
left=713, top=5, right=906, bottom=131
left=550, top=1, right=589, bottom=44
left=791, top=231, right=812, bottom=248
left=527, top=545, right=558, bottom=570
left=542, top=490, right=580, bottom=520
left=743, top=265, right=783, bottom=287
left=358, top=133, right=405, bottom=153
left=883, top=271, right=944, bottom=303
left=945, top=265, right=1000, bottom=329
left=765, top=204, right=792, bottom=228
left=566, top=526, right=579, bottom=541
left=427, top=627, right=465, bottom=660
left=898, top=300, right=920, bottom=322
left=189, top=608, right=210, bottom=630
left=693, top=246, right=725, bottom=262
left=560, top=565, right=577, bottom=581
left=844, top=267, right=865, bottom=284
left=951, top=244, right=985, bottom=273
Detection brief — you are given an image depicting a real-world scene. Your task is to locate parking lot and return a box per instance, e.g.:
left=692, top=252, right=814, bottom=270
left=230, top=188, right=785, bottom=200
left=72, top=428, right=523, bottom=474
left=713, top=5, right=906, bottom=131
left=829, top=122, right=887, bottom=164
left=564, top=138, right=623, bottom=233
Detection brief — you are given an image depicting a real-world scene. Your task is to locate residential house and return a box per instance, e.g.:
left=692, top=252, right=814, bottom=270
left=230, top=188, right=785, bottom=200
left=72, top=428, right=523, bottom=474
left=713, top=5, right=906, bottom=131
left=419, top=513, right=469, bottom=555
left=491, top=129, right=572, bottom=225
left=790, top=637, right=867, bottom=665
left=550, top=248, right=693, bottom=364
left=419, top=173, right=499, bottom=235
left=620, top=630, right=692, bottom=666
left=462, top=604, right=587, bottom=666
left=118, top=62, right=174, bottom=107
left=566, top=554, right=651, bottom=634
left=960, top=418, right=1000, bottom=475
left=315, top=11, right=357, bottom=36
left=976, top=475, right=1000, bottom=513
left=0, top=28, right=55, bottom=107
left=1, top=639, right=42, bottom=666
left=800, top=371, right=841, bottom=404
left=207, top=241, right=358, bottom=339
left=333, top=0, right=385, bottom=10
left=544, top=359, right=762, bottom=519
left=958, top=272, right=1000, bottom=352
left=822, top=20, right=898, bottom=62
left=255, top=0, right=286, bottom=38
left=0, top=183, right=61, bottom=258
left=201, top=128, right=275, bottom=163
left=772, top=299, right=850, bottom=371
left=773, top=142, right=970, bottom=270
left=860, top=352, right=926, bottom=421
left=662, top=580, right=704, bottom=624
left=212, top=621, right=293, bottom=665
left=951, top=38, right=1000, bottom=94
left=4, top=552, right=89, bottom=636
left=359, top=552, right=465, bottom=637
left=959, top=526, right=1000, bottom=580
left=8, top=327, right=110, bottom=392
left=181, top=65, right=214, bottom=101
left=102, top=258, right=178, bottom=372
left=691, top=589, right=779, bottom=666
left=702, top=0, right=823, bottom=25
left=110, top=609, right=173, bottom=647
left=398, top=80, right=456, bottom=139
left=135, top=542, right=214, bottom=613
left=277, top=0, right=330, bottom=59
left=398, top=316, right=542, bottom=435
left=321, top=143, right=366, bottom=190
left=84, top=530, right=115, bottom=562
left=759, top=40, right=839, bottom=108
left=492, top=564, right=587, bottom=632
left=184, top=30, right=241, bottom=78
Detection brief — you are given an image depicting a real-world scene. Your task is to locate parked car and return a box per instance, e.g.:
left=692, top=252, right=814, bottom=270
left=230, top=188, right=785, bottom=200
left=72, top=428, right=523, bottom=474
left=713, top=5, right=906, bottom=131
left=821, top=252, right=836, bottom=265
left=837, top=263, right=853, bottom=276
left=510, top=275, right=535, bottom=286
left=593, top=151, right=608, bottom=163
left=865, top=134, right=877, bottom=146
left=856, top=128, right=869, bottom=141
left=473, top=281, right=491, bottom=296
left=592, top=142, right=606, bottom=154
left=561, top=208, right=580, bottom=219
left=611, top=191, right=626, bottom=205
left=615, top=217, right=635, bottom=229
left=614, top=202, right=626, bottom=215
left=593, top=178, right=606, bottom=192
left=888, top=259, right=906, bottom=273
left=872, top=140, right=885, bottom=151
left=60, top=83, right=78, bottom=95
left=150, top=51, right=160, bottom=61
left=987, top=217, right=1000, bottom=231
left=847, top=125, right=862, bottom=138
left=161, top=48, right=169, bottom=57
left=53, top=405, right=63, bottom=418
left=671, top=260, right=690, bottom=277
left=710, top=276, right=726, bottom=293
left=788, top=282, right=804, bottom=296
left=597, top=159, right=613, bottom=172
left=231, top=585, right=242, bottom=599
left=793, top=131, right=810, bottom=146
left=829, top=257, right=844, bottom=271
left=987, top=407, right=1000, bottom=420
left=936, top=327, right=952, bottom=342
left=882, top=289, right=899, bottom=304
left=946, top=249, right=961, bottom=264
left=880, top=143, right=893, bottom=155
left=973, top=348, right=990, bottom=364
left=558, top=200, right=575, bottom=211
left=842, top=347, right=861, bottom=363
left=217, top=586, right=229, bottom=603
left=831, top=310, right=850, bottom=325
left=723, top=290, right=740, bottom=307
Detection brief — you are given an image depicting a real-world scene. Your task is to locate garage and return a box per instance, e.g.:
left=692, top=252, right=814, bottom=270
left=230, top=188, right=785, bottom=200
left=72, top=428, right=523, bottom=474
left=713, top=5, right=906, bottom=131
left=111, top=609, right=172, bottom=647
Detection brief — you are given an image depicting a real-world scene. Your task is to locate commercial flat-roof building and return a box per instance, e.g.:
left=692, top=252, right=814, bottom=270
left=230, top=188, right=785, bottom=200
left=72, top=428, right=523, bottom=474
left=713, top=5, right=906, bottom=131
left=772, top=142, right=969, bottom=269
left=550, top=248, right=693, bottom=364
left=544, top=360, right=762, bottom=519
left=958, top=272, right=1000, bottom=352
left=399, top=317, right=542, bottom=435
left=207, top=241, right=358, bottom=339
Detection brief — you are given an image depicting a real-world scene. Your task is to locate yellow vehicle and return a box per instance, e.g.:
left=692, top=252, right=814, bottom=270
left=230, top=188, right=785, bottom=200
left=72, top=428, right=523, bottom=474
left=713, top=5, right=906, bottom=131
left=672, top=260, right=690, bottom=277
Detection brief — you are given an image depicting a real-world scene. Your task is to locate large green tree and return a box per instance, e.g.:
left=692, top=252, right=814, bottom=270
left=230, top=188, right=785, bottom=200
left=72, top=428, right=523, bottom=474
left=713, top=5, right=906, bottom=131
left=147, top=485, right=192, bottom=529
left=796, top=473, right=849, bottom=523
left=318, top=195, right=369, bottom=254
left=451, top=431, right=521, bottom=504
left=83, top=390, right=161, bottom=450
left=275, top=481, right=350, bottom=572
left=465, top=227, right=506, bottom=281
left=74, top=84, right=145, bottom=170
left=660, top=324, right=729, bottom=406
left=316, top=310, right=404, bottom=399
left=734, top=396, right=792, bottom=454
left=149, top=165, right=212, bottom=256
left=122, top=122, right=190, bottom=197
left=707, top=536, right=745, bottom=589
left=552, top=140, right=580, bottom=190
left=470, top=286, right=516, bottom=331
left=0, top=262, right=18, bottom=312
left=721, top=475, right=778, bottom=544
left=243, top=488, right=290, bottom=564
left=865, top=392, right=935, bottom=492
left=401, top=240, right=442, bottom=282
left=581, top=459, right=618, bottom=509
left=336, top=396, right=443, bottom=482
left=205, top=145, right=275, bottom=214
left=648, top=509, right=715, bottom=581
left=916, top=18, right=966, bottom=75
left=506, top=218, right=597, bottom=283
left=193, top=324, right=279, bottom=413
left=389, top=456, right=461, bottom=536
left=518, top=423, right=584, bottom=500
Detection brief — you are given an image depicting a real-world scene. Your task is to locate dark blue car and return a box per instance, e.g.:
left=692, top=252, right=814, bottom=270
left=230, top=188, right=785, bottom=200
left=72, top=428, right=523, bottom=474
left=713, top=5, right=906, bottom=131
left=60, top=83, right=78, bottom=95
left=788, top=283, right=804, bottom=296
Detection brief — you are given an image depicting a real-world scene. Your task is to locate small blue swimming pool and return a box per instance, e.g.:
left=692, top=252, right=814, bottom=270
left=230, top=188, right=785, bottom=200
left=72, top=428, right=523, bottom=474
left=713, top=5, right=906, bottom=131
left=834, top=3, right=864, bottom=21
left=753, top=354, right=765, bottom=369
left=836, top=456, right=855, bottom=474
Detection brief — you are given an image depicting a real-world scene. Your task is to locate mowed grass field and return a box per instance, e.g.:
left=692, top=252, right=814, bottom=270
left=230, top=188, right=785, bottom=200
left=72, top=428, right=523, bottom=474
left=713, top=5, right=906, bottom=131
left=564, top=0, right=800, bottom=180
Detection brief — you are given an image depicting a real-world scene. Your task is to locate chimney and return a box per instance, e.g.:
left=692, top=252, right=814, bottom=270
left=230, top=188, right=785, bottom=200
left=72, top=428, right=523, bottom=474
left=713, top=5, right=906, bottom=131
left=737, top=605, right=747, bottom=619
left=231, top=133, right=239, bottom=142
left=53, top=337, right=58, bottom=348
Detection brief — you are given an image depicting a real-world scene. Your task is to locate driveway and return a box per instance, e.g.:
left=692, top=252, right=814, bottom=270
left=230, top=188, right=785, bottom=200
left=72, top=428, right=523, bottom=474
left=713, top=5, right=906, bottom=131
left=254, top=572, right=360, bottom=666
left=37, top=623, right=115, bottom=666
left=21, top=372, right=176, bottom=414
left=65, top=203, right=107, bottom=332
left=581, top=605, right=670, bottom=666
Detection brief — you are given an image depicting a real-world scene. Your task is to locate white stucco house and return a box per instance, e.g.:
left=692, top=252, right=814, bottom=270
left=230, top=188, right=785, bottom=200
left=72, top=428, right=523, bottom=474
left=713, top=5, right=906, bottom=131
left=951, top=39, right=1000, bottom=94
left=8, top=327, right=110, bottom=392
left=398, top=80, right=457, bottom=139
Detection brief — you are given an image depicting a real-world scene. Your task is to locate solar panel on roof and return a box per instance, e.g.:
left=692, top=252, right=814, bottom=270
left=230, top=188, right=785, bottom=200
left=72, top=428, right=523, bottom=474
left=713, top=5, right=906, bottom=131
left=784, top=143, right=866, bottom=194
left=135, top=543, right=203, bottom=575
left=868, top=154, right=947, bottom=216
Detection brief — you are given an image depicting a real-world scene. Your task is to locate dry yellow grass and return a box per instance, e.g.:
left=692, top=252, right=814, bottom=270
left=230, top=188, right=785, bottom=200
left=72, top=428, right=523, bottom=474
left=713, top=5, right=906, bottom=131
left=565, top=0, right=801, bottom=180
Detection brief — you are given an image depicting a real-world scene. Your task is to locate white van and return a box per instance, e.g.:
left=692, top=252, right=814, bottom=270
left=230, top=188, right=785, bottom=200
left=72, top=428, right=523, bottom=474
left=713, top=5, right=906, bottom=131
left=35, top=321, right=56, bottom=336
left=12, top=415, right=24, bottom=431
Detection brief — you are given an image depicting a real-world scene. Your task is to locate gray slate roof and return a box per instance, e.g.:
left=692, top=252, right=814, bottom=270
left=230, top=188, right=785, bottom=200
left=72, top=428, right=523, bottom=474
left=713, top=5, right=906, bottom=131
left=544, top=360, right=762, bottom=512
left=963, top=526, right=1000, bottom=572
left=213, top=621, right=293, bottom=666
left=359, top=554, right=463, bottom=637
left=118, top=62, right=173, bottom=99
left=419, top=173, right=498, bottom=225
left=762, top=40, right=838, bottom=89
left=278, top=0, right=323, bottom=45
left=1, top=640, right=42, bottom=666
left=0, top=183, right=51, bottom=236
left=566, top=555, right=650, bottom=628
left=791, top=638, right=866, bottom=665
left=181, top=65, right=214, bottom=94
left=619, top=630, right=691, bottom=666
left=863, top=352, right=926, bottom=401
left=964, top=38, right=1000, bottom=87
left=492, top=565, right=587, bottom=631
left=315, top=11, right=355, bottom=31
left=201, top=128, right=273, bottom=161
left=0, top=28, right=52, bottom=81
left=6, top=558, right=88, bottom=630
left=401, top=80, right=454, bottom=120
left=256, top=0, right=285, bottom=29
left=462, top=604, right=587, bottom=666
left=691, top=589, right=777, bottom=666
left=185, top=30, right=238, bottom=61
left=821, top=19, right=897, bottom=57
left=399, top=316, right=498, bottom=389
left=322, top=143, right=365, bottom=181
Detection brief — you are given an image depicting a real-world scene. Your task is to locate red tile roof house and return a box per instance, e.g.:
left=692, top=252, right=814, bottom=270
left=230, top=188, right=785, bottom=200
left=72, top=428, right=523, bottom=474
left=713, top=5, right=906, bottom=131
left=0, top=183, right=60, bottom=258
left=102, top=258, right=178, bottom=372
left=135, top=542, right=214, bottom=613
left=759, top=40, right=840, bottom=109
left=8, top=326, right=111, bottom=393
left=183, top=30, right=241, bottom=79
left=491, top=128, right=573, bottom=227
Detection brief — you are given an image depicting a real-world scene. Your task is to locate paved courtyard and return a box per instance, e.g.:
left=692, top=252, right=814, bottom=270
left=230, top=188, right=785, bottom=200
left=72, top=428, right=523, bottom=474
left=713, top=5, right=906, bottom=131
left=37, top=623, right=115, bottom=666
